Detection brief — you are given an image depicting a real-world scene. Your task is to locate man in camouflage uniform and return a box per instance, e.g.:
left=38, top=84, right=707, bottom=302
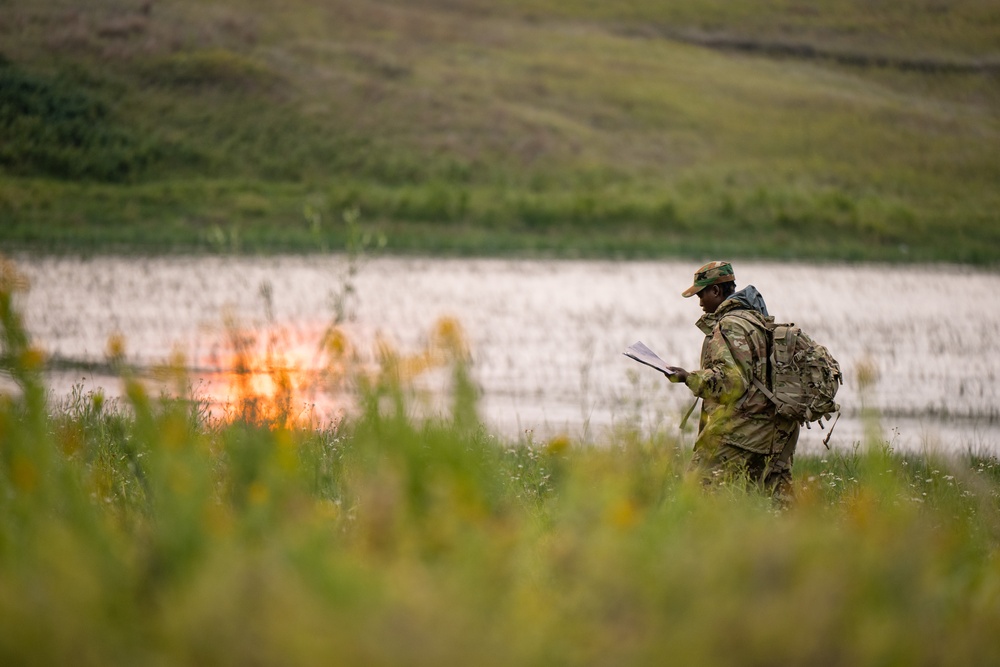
left=666, top=261, right=799, bottom=501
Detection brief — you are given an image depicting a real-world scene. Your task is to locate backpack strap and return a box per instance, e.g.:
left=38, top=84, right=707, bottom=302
left=763, top=425, right=798, bottom=480
left=751, top=376, right=775, bottom=403
left=723, top=310, right=775, bottom=407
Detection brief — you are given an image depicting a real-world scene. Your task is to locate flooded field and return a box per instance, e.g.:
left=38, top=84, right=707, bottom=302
left=9, top=254, right=1000, bottom=454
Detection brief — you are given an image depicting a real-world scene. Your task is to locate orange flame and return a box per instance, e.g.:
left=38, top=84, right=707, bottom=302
left=199, top=320, right=347, bottom=429
left=193, top=316, right=469, bottom=430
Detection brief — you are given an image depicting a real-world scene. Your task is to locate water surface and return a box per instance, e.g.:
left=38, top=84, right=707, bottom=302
left=13, top=255, right=1000, bottom=454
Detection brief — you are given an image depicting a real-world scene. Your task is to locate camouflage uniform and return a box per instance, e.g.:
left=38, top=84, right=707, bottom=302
left=679, top=262, right=799, bottom=500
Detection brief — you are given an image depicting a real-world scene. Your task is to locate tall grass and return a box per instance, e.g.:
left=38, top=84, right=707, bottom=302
left=2, top=258, right=1000, bottom=665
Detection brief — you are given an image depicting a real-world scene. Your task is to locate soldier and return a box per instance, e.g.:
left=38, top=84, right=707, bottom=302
left=666, top=261, right=799, bottom=502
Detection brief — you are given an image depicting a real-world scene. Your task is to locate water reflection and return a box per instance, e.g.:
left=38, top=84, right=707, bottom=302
left=13, top=254, right=1000, bottom=453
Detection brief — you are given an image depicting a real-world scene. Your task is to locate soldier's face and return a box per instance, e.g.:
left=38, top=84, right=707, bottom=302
left=698, top=285, right=725, bottom=314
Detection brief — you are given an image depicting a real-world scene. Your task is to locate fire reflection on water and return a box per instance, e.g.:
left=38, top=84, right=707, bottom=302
left=199, top=320, right=342, bottom=428
left=185, top=316, right=470, bottom=429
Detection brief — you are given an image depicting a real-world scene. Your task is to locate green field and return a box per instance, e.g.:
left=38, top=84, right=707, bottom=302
left=1, top=0, right=999, bottom=261
left=1, top=261, right=1000, bottom=665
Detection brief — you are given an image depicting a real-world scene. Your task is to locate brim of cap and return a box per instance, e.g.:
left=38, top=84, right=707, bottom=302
left=681, top=274, right=735, bottom=298
left=681, top=284, right=703, bottom=298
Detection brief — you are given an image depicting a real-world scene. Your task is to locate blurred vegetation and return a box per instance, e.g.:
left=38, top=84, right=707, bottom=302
left=3, top=256, right=1000, bottom=664
left=0, top=0, right=998, bottom=262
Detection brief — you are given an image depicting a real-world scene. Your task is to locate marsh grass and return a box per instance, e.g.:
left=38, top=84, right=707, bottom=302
left=2, top=258, right=1000, bottom=665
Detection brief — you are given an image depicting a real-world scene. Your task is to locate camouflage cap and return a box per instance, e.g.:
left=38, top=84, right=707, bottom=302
left=681, top=260, right=735, bottom=297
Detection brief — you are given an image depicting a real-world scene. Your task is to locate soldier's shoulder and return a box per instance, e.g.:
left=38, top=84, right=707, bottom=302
left=718, top=308, right=767, bottom=332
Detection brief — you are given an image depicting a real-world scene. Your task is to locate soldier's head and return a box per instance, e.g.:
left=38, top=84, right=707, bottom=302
left=682, top=261, right=736, bottom=314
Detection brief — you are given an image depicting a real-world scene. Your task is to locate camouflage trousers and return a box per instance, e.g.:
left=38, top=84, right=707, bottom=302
left=688, top=430, right=798, bottom=505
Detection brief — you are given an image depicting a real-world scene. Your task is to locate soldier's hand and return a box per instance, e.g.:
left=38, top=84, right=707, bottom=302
left=666, top=367, right=688, bottom=383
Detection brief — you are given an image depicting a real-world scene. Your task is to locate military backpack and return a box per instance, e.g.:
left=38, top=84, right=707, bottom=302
left=731, top=312, right=843, bottom=427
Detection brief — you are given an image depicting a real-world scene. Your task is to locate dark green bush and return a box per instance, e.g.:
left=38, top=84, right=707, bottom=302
left=0, top=63, right=155, bottom=182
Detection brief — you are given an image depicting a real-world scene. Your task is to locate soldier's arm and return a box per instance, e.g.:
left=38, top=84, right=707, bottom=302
left=683, top=320, right=750, bottom=403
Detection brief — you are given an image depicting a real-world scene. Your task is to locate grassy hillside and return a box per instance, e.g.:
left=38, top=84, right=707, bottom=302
left=1, top=0, right=998, bottom=261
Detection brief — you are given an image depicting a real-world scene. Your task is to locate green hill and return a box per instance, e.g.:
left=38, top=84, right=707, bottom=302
left=1, top=0, right=998, bottom=262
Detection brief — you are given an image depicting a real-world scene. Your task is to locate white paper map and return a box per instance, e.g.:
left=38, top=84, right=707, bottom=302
left=623, top=341, right=676, bottom=376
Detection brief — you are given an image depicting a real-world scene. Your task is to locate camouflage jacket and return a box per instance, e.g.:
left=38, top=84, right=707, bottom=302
left=685, top=291, right=798, bottom=455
